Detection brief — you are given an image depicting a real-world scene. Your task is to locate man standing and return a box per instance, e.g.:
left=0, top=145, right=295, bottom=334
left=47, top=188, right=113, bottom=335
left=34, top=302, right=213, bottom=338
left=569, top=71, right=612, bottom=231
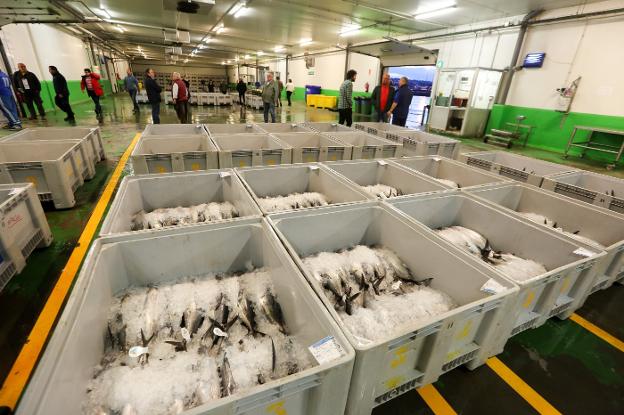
left=387, top=76, right=413, bottom=127
left=124, top=68, right=140, bottom=113
left=171, top=72, right=189, bottom=124
left=0, top=68, right=22, bottom=130
left=182, top=74, right=191, bottom=123
left=261, top=72, right=279, bottom=123
left=144, top=68, right=162, bottom=124
left=12, top=63, right=46, bottom=120
left=80, top=68, right=104, bottom=120
left=371, top=73, right=395, bottom=123
left=276, top=76, right=284, bottom=107
left=236, top=79, right=247, bottom=105
left=338, top=69, right=356, bottom=127
left=48, top=66, right=74, bottom=122
left=285, top=78, right=294, bottom=106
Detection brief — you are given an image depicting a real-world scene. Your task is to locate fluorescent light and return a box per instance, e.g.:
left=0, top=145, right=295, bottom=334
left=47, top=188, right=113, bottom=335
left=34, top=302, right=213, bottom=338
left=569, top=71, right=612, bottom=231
left=299, top=38, right=312, bottom=46
left=274, top=45, right=285, bottom=52
left=257, top=51, right=264, bottom=56
left=198, top=44, right=206, bottom=49
left=213, top=24, right=225, bottom=34
left=230, top=2, right=246, bottom=15
left=95, top=8, right=111, bottom=19
left=413, top=4, right=457, bottom=20
left=244, top=54, right=250, bottom=59
left=114, top=24, right=126, bottom=33
left=234, top=5, right=248, bottom=18
left=204, top=37, right=214, bottom=43
left=222, top=61, right=226, bottom=65
left=339, top=24, right=361, bottom=36
left=227, top=60, right=231, bottom=63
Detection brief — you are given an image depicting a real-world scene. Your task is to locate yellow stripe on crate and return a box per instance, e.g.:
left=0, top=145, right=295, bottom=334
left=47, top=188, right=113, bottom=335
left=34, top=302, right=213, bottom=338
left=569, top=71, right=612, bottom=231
left=570, top=313, right=624, bottom=352
left=0, top=133, right=140, bottom=410
left=486, top=357, right=562, bottom=415
left=417, top=384, right=457, bottom=415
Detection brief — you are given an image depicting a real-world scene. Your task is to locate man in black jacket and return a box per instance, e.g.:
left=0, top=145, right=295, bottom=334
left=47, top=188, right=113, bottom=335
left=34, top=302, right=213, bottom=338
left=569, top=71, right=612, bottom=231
left=236, top=79, right=247, bottom=105
left=144, top=68, right=162, bottom=124
left=13, top=63, right=46, bottom=120
left=370, top=73, right=395, bottom=123
left=48, top=66, right=74, bottom=122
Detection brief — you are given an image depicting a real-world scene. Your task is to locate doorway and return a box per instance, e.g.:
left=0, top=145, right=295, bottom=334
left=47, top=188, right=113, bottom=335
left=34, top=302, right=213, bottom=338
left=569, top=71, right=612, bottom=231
left=385, top=65, right=436, bottom=128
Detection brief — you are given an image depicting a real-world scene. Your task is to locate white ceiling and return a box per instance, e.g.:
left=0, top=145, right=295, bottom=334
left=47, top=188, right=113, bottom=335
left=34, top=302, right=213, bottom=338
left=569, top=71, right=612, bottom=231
left=0, top=0, right=609, bottom=66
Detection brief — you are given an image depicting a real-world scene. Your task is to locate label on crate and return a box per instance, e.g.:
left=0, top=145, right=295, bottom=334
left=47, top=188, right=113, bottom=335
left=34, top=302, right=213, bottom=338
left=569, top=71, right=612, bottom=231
left=308, top=336, right=344, bottom=364
left=480, top=278, right=506, bottom=295
left=573, top=247, right=595, bottom=258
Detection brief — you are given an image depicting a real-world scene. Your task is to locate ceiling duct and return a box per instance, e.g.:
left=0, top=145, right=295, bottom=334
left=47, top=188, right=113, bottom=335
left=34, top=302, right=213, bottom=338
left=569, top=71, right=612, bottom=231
left=163, top=0, right=215, bottom=15
left=163, top=30, right=191, bottom=43
left=166, top=46, right=183, bottom=54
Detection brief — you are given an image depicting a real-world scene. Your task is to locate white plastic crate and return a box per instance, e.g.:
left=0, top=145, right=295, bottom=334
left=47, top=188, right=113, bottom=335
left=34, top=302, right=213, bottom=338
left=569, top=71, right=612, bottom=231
left=16, top=219, right=355, bottom=415
left=217, top=94, right=232, bottom=105
left=256, top=123, right=312, bottom=134
left=236, top=164, right=373, bottom=214
left=143, top=123, right=208, bottom=137
left=392, top=156, right=512, bottom=190
left=0, top=183, right=53, bottom=292
left=100, top=169, right=262, bottom=237
left=131, top=135, right=219, bottom=174
left=541, top=170, right=624, bottom=214
left=211, top=134, right=292, bottom=168
left=0, top=141, right=84, bottom=209
left=353, top=122, right=411, bottom=139
left=470, top=183, right=624, bottom=290
left=325, top=132, right=402, bottom=160
left=268, top=203, right=517, bottom=414
left=248, top=95, right=264, bottom=109
left=323, top=159, right=447, bottom=198
left=391, top=131, right=460, bottom=159
left=458, top=151, right=577, bottom=186
left=387, top=192, right=605, bottom=335
left=304, top=122, right=354, bottom=134
left=205, top=123, right=265, bottom=136
left=273, top=133, right=352, bottom=163
left=136, top=91, right=149, bottom=103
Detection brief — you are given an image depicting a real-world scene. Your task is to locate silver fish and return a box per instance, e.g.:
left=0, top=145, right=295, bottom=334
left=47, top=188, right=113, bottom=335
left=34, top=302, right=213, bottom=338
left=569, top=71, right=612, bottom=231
left=201, top=294, right=238, bottom=354
left=237, top=289, right=262, bottom=337
left=260, top=288, right=288, bottom=334
left=219, top=353, right=236, bottom=398
left=107, top=312, right=127, bottom=352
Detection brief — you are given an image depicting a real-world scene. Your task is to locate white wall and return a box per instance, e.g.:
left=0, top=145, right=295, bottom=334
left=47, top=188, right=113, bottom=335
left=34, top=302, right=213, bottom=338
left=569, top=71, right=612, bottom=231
left=349, top=52, right=380, bottom=92
left=133, top=63, right=226, bottom=78
left=287, top=51, right=347, bottom=90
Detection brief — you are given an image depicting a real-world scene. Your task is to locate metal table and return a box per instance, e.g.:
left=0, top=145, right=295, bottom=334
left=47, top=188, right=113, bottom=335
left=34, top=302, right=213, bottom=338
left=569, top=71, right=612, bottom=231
left=564, top=125, right=624, bottom=170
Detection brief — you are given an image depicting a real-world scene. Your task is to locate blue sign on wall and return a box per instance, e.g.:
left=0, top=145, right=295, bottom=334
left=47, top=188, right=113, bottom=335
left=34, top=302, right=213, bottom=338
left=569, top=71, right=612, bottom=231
left=523, top=52, right=546, bottom=68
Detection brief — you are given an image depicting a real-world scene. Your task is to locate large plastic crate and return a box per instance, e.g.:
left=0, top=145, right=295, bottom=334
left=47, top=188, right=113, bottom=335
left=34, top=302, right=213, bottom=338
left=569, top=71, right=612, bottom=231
left=352, top=122, right=411, bottom=139
left=392, top=156, right=512, bottom=190
left=212, top=134, right=292, bottom=168
left=217, top=94, right=232, bottom=105
left=0, top=141, right=84, bottom=209
left=325, top=132, right=402, bottom=159
left=388, top=131, right=460, bottom=159
left=470, top=183, right=624, bottom=289
left=256, top=123, right=312, bottom=134
left=387, top=192, right=605, bottom=335
left=205, top=123, right=265, bottom=135
left=273, top=133, right=353, bottom=163
left=16, top=219, right=355, bottom=415
left=100, top=169, right=262, bottom=237
left=142, top=123, right=208, bottom=137
left=541, top=170, right=624, bottom=214
left=323, top=159, right=447, bottom=198
left=268, top=203, right=517, bottom=414
left=0, top=183, right=53, bottom=292
left=236, top=164, right=372, bottom=214
left=131, top=135, right=219, bottom=174
left=458, top=151, right=576, bottom=186
left=304, top=122, right=354, bottom=134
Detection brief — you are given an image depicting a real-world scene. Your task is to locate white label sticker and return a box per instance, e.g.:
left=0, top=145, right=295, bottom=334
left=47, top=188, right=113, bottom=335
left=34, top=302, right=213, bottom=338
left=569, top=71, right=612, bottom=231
left=213, top=327, right=228, bottom=337
left=480, top=278, right=506, bottom=295
left=308, top=336, right=344, bottom=364
left=128, top=346, right=149, bottom=358
left=308, top=165, right=319, bottom=171
left=573, top=247, right=595, bottom=258
left=219, top=171, right=231, bottom=179
left=180, top=328, right=191, bottom=342
left=377, top=160, right=388, bottom=166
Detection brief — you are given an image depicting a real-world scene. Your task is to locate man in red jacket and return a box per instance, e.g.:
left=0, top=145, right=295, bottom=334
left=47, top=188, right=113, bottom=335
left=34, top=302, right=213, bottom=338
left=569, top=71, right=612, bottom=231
left=80, top=68, right=103, bottom=119
left=171, top=72, right=188, bottom=124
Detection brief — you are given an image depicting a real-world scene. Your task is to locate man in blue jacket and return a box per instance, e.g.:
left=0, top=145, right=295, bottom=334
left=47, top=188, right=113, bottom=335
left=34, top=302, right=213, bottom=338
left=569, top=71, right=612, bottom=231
left=387, top=76, right=413, bottom=127
left=0, top=69, right=22, bottom=130
left=144, top=68, right=162, bottom=124
left=124, top=68, right=140, bottom=113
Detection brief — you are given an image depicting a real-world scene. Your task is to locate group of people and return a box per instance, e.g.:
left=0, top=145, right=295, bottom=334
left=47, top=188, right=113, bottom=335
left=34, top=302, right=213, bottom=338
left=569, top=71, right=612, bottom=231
left=338, top=70, right=414, bottom=127
left=235, top=74, right=294, bottom=122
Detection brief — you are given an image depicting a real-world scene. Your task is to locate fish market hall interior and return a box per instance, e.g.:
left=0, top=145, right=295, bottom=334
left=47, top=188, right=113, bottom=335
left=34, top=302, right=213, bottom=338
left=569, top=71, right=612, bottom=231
left=0, top=0, right=623, bottom=414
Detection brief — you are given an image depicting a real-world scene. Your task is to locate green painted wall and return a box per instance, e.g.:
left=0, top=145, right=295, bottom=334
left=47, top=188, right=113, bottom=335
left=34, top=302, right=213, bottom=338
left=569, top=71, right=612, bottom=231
left=486, top=104, right=624, bottom=164
left=35, top=79, right=114, bottom=112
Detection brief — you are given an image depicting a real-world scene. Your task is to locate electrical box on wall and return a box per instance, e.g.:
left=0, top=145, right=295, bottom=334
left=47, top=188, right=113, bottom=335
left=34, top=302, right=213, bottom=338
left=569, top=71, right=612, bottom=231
left=523, top=52, right=546, bottom=68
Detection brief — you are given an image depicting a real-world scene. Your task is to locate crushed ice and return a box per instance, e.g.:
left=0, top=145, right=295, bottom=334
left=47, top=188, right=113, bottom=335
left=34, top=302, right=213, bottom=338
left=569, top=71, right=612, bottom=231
left=519, top=211, right=605, bottom=249
left=257, top=192, right=329, bottom=213
left=361, top=184, right=402, bottom=198
left=131, top=202, right=239, bottom=230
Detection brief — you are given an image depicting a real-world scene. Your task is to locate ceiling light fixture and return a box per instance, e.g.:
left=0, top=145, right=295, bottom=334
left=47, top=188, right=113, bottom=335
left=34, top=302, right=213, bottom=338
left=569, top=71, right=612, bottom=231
left=299, top=38, right=312, bottom=46
left=230, top=1, right=246, bottom=15
left=413, top=3, right=457, bottom=20
left=95, top=8, right=111, bottom=19
left=244, top=54, right=250, bottom=59
left=204, top=37, right=214, bottom=43
left=257, top=51, right=264, bottom=56
left=213, top=23, right=225, bottom=34
left=339, top=24, right=361, bottom=37
left=198, top=44, right=206, bottom=49
left=114, top=24, right=126, bottom=33
left=274, top=45, right=285, bottom=52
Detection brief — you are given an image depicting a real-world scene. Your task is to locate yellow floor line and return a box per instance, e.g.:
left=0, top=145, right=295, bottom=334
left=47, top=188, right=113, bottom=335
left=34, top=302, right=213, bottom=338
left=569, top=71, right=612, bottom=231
left=0, top=133, right=140, bottom=410
left=570, top=313, right=624, bottom=352
left=417, top=384, right=457, bottom=415
left=486, top=357, right=562, bottom=415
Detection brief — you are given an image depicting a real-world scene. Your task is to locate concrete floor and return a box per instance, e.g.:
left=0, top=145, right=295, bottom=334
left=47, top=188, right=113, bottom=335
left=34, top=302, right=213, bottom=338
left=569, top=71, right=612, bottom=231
left=0, top=93, right=622, bottom=414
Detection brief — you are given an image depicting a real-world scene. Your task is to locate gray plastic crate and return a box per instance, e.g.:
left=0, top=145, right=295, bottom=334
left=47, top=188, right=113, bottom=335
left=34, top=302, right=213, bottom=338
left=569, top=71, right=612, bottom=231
left=393, top=131, right=460, bottom=159
left=387, top=192, right=605, bottom=336
left=458, top=151, right=576, bottom=186
left=470, top=183, right=624, bottom=290
left=353, top=122, right=411, bottom=139
left=212, top=134, right=292, bottom=168
left=268, top=203, right=517, bottom=414
left=236, top=164, right=373, bottom=214
left=256, top=123, right=312, bottom=133
left=0, top=183, right=53, bottom=292
left=541, top=170, right=624, bottom=214
left=392, top=156, right=512, bottom=190
left=204, top=123, right=265, bottom=135
left=17, top=219, right=355, bottom=415
left=325, top=132, right=402, bottom=159
left=131, top=135, right=219, bottom=174
left=143, top=123, right=208, bottom=137
left=323, top=159, right=447, bottom=198
left=0, top=141, right=84, bottom=209
left=100, top=169, right=262, bottom=237
left=305, top=122, right=354, bottom=134
left=273, top=133, right=353, bottom=163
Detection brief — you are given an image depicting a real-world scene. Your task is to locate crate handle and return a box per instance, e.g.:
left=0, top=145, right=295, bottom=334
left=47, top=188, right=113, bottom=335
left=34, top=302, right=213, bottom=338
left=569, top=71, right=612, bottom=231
left=387, top=323, right=441, bottom=350
left=377, top=160, right=388, bottom=166
left=234, top=374, right=321, bottom=414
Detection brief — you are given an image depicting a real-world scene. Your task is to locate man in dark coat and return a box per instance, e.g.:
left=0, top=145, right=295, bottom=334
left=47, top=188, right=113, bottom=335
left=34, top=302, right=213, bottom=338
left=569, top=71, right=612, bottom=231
left=371, top=73, right=395, bottom=123
left=144, top=68, right=162, bottom=124
left=13, top=62, right=46, bottom=120
left=48, top=66, right=74, bottom=122
left=236, top=79, right=247, bottom=105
